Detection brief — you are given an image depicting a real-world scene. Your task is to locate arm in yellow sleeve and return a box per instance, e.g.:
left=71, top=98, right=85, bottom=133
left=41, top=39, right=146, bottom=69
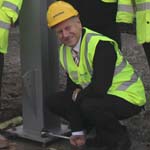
left=116, top=0, right=135, bottom=24
left=1, top=0, right=23, bottom=23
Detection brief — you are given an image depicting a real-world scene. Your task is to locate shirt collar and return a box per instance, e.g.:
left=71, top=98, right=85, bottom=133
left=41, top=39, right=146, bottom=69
left=72, top=35, right=81, bottom=53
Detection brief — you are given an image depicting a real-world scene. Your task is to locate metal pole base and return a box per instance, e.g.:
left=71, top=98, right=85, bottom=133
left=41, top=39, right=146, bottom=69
left=7, top=124, right=70, bottom=143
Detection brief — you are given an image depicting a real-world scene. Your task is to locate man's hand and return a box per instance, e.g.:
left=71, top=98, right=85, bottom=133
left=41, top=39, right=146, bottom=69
left=70, top=135, right=86, bottom=147
left=72, top=88, right=81, bottom=102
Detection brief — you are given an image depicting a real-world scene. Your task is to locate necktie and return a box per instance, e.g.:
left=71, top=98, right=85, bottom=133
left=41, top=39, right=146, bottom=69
left=72, top=49, right=79, bottom=65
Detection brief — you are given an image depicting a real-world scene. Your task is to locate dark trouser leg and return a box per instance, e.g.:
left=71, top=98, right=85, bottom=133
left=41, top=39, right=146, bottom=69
left=0, top=53, right=4, bottom=100
left=143, top=43, right=150, bottom=67
left=79, top=94, right=142, bottom=147
left=46, top=91, right=84, bottom=132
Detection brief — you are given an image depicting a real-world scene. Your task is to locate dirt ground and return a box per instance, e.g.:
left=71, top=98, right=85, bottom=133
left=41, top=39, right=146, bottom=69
left=0, top=27, right=150, bottom=150
left=0, top=27, right=22, bottom=122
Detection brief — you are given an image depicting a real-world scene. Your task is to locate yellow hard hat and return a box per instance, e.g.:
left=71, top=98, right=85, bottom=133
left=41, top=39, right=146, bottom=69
left=47, top=1, right=79, bottom=27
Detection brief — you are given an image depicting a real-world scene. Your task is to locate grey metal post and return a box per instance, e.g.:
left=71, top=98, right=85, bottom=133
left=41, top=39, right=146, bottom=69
left=10, top=0, right=69, bottom=142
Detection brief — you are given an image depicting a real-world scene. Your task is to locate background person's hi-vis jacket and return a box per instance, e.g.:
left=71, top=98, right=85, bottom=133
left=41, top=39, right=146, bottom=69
left=116, top=0, right=150, bottom=44
left=59, top=27, right=146, bottom=106
left=0, top=0, right=23, bottom=54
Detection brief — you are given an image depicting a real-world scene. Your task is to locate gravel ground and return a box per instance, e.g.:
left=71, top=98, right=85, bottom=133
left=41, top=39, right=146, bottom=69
left=0, top=27, right=150, bottom=150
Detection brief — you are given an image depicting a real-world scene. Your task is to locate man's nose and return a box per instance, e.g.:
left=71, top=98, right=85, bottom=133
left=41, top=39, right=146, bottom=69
left=62, top=30, right=69, bottom=37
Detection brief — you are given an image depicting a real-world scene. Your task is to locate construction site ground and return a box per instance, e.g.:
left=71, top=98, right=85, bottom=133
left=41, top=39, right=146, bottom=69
left=0, top=27, right=150, bottom=150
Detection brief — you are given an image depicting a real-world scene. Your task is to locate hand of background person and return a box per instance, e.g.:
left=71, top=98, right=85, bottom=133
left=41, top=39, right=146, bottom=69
left=72, top=88, right=81, bottom=102
left=70, top=134, right=86, bottom=147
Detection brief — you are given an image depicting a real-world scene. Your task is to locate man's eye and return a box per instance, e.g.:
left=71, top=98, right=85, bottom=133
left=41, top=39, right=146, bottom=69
left=65, top=26, right=71, bottom=31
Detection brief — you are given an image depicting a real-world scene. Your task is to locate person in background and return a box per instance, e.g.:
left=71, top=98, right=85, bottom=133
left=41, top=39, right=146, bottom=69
left=116, top=0, right=150, bottom=67
left=63, top=0, right=121, bottom=47
left=46, top=1, right=146, bottom=150
left=0, top=0, right=23, bottom=148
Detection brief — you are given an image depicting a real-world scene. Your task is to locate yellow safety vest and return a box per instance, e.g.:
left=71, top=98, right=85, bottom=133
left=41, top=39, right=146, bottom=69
left=116, top=0, right=150, bottom=44
left=59, top=27, right=146, bottom=106
left=0, top=0, right=23, bottom=54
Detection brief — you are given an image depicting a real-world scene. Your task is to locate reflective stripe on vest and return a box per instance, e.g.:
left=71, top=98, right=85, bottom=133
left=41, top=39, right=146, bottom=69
left=136, top=2, right=150, bottom=11
left=85, top=33, right=100, bottom=74
left=118, top=4, right=134, bottom=13
left=114, top=58, right=126, bottom=75
left=70, top=71, right=78, bottom=80
left=0, top=20, right=10, bottom=29
left=63, top=46, right=68, bottom=71
left=2, top=1, right=19, bottom=14
left=117, top=72, right=138, bottom=90
left=118, top=2, right=150, bottom=12
left=114, top=57, right=138, bottom=90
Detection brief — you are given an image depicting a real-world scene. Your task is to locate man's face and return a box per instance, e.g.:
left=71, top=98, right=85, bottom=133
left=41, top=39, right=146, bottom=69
left=54, top=17, right=82, bottom=47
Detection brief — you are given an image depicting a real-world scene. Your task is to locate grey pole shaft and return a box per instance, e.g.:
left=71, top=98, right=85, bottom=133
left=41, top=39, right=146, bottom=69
left=11, top=0, right=69, bottom=142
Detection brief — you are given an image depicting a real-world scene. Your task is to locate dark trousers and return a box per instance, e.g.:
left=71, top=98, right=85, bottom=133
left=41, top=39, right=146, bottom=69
left=0, top=53, right=4, bottom=97
left=143, top=43, right=150, bottom=67
left=47, top=91, right=143, bottom=146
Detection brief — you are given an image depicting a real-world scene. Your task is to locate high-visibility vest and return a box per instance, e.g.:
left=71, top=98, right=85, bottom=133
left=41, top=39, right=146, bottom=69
left=116, top=0, right=150, bottom=44
left=0, top=0, right=23, bottom=54
left=59, top=27, right=146, bottom=106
